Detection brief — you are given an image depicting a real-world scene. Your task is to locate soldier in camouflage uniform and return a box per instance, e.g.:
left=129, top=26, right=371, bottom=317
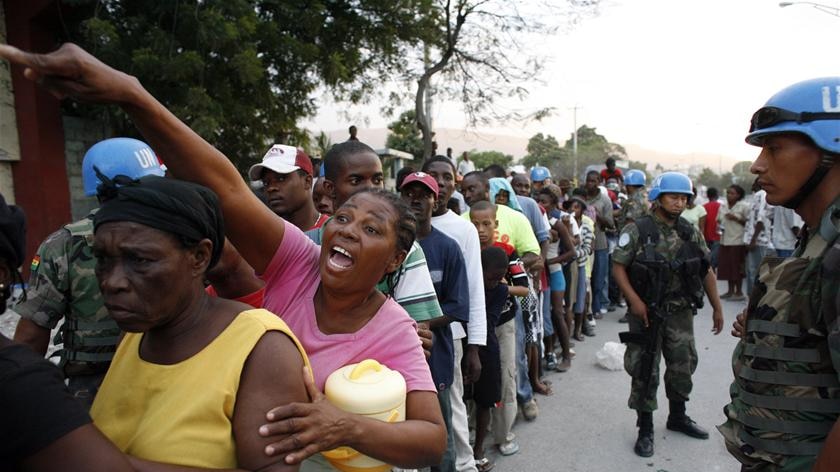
left=13, top=138, right=164, bottom=409
left=617, top=169, right=649, bottom=230
left=613, top=171, right=724, bottom=457
left=616, top=169, right=649, bottom=324
left=719, top=77, right=840, bottom=472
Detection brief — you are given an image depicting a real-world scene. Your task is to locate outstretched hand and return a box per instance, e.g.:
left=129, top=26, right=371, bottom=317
left=259, top=366, right=351, bottom=465
left=0, top=43, right=137, bottom=104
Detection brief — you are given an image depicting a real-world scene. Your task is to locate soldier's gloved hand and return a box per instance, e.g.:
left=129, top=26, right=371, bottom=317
left=629, top=300, right=649, bottom=327
left=731, top=310, right=746, bottom=339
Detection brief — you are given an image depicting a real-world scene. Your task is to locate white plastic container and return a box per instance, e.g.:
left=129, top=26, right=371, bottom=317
left=321, top=359, right=406, bottom=472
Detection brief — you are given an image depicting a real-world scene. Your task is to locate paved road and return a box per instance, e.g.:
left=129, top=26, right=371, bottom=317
left=491, top=281, right=744, bottom=472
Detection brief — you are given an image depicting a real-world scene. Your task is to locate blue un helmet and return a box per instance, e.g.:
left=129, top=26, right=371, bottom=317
left=745, top=77, right=840, bottom=208
left=530, top=166, right=551, bottom=182
left=82, top=138, right=165, bottom=196
left=624, top=169, right=646, bottom=187
left=648, top=172, right=692, bottom=202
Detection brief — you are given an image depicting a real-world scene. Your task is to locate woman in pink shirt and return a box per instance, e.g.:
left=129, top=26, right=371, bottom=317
left=0, top=43, right=445, bottom=471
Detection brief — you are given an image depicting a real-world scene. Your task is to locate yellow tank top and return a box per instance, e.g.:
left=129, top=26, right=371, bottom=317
left=90, top=309, right=310, bottom=468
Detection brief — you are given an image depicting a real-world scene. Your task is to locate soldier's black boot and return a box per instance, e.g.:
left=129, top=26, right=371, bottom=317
left=634, top=411, right=654, bottom=457
left=666, top=400, right=709, bottom=439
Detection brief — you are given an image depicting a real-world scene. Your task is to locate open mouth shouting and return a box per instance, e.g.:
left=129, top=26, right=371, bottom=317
left=328, top=245, right=354, bottom=270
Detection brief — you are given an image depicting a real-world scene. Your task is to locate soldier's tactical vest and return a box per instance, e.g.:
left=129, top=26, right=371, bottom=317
left=724, top=200, right=840, bottom=464
left=54, top=217, right=120, bottom=376
left=629, top=215, right=707, bottom=311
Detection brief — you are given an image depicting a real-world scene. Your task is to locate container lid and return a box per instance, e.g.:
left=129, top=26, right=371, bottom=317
left=325, top=359, right=407, bottom=415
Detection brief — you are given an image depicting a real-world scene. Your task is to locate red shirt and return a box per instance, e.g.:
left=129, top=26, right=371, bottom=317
left=205, top=285, right=266, bottom=308
left=703, top=200, right=722, bottom=241
left=310, top=213, right=330, bottom=230
left=600, top=168, right=623, bottom=182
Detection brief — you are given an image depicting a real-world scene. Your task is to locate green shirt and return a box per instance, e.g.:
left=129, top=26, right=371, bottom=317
left=462, top=204, right=540, bottom=256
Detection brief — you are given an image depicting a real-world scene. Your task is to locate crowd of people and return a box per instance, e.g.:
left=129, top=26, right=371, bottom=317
left=0, top=43, right=838, bottom=472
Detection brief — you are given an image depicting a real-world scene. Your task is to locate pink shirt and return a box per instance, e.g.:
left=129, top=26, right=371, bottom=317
left=261, top=223, right=435, bottom=393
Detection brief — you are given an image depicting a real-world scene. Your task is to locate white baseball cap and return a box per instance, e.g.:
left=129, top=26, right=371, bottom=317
left=248, top=144, right=313, bottom=181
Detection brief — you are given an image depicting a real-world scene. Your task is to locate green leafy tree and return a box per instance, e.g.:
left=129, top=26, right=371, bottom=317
left=522, top=133, right=566, bottom=170
left=59, top=0, right=436, bottom=171
left=385, top=110, right=424, bottom=161
left=557, top=125, right=627, bottom=180
left=313, top=131, right=333, bottom=160
left=412, top=1, right=601, bottom=160
left=696, top=167, right=721, bottom=189
left=469, top=150, right=513, bottom=170
left=696, top=167, right=737, bottom=192
left=732, top=160, right=755, bottom=191
left=627, top=160, right=648, bottom=174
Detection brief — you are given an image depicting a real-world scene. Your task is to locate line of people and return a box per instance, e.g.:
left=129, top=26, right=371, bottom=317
left=0, top=42, right=838, bottom=472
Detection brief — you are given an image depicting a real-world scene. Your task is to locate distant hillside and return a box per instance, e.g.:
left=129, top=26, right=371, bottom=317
left=326, top=127, right=742, bottom=175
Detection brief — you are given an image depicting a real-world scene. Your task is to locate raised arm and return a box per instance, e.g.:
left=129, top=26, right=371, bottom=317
left=0, top=43, right=283, bottom=273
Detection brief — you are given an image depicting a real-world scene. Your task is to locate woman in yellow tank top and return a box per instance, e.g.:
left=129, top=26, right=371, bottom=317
left=86, top=173, right=310, bottom=471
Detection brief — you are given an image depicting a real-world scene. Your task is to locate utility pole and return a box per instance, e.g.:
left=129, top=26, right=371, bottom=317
left=571, top=105, right=580, bottom=184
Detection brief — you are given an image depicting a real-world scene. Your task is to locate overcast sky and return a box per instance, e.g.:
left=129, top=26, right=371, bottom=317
left=304, top=0, right=839, bottom=164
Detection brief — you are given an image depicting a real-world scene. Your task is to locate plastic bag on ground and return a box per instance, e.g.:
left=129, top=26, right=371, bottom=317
left=595, top=341, right=626, bottom=371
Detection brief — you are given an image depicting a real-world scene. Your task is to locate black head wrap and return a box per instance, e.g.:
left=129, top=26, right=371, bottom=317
left=0, top=193, right=26, bottom=268
left=93, top=171, right=224, bottom=269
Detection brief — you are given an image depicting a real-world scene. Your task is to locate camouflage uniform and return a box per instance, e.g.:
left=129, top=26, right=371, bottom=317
left=613, top=212, right=709, bottom=412
left=618, top=190, right=649, bottom=230
left=16, top=212, right=119, bottom=408
left=718, top=197, right=840, bottom=471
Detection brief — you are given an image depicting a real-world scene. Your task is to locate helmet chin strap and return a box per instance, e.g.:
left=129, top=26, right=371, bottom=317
left=781, top=154, right=836, bottom=209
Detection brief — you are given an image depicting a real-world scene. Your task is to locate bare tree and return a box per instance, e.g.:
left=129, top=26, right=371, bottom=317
left=413, top=0, right=601, bottom=161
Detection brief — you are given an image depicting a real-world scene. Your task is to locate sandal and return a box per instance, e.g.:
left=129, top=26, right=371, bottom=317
left=475, top=457, right=495, bottom=472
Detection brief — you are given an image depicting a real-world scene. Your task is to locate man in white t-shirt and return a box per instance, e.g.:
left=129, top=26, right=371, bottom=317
left=457, top=151, right=476, bottom=177
left=771, top=206, right=803, bottom=258
left=743, top=186, right=775, bottom=295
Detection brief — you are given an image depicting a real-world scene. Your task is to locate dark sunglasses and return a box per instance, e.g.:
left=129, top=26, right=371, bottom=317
left=749, top=106, right=840, bottom=132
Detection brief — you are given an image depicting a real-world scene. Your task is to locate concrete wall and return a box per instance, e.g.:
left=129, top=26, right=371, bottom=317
left=63, top=116, right=111, bottom=220
left=0, top=2, right=20, bottom=202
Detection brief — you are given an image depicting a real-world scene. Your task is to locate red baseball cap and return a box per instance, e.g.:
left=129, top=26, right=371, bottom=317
left=248, top=144, right=313, bottom=180
left=400, top=171, right=439, bottom=198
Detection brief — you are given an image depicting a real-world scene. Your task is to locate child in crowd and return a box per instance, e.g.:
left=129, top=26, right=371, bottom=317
left=471, top=246, right=515, bottom=472
left=537, top=187, right=577, bottom=371
left=563, top=197, right=594, bottom=341
left=468, top=200, right=539, bottom=455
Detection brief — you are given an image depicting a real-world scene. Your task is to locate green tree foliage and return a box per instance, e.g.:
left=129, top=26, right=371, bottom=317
left=412, top=0, right=601, bottom=160
left=564, top=125, right=628, bottom=177
left=521, top=125, right=626, bottom=180
left=385, top=110, right=424, bottom=161
left=59, top=0, right=436, bottom=171
left=731, top=160, right=755, bottom=190
left=313, top=131, right=333, bottom=160
left=521, top=133, right=566, bottom=170
left=695, top=161, right=753, bottom=193
left=469, top=150, right=513, bottom=170
left=627, top=160, right=648, bottom=174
